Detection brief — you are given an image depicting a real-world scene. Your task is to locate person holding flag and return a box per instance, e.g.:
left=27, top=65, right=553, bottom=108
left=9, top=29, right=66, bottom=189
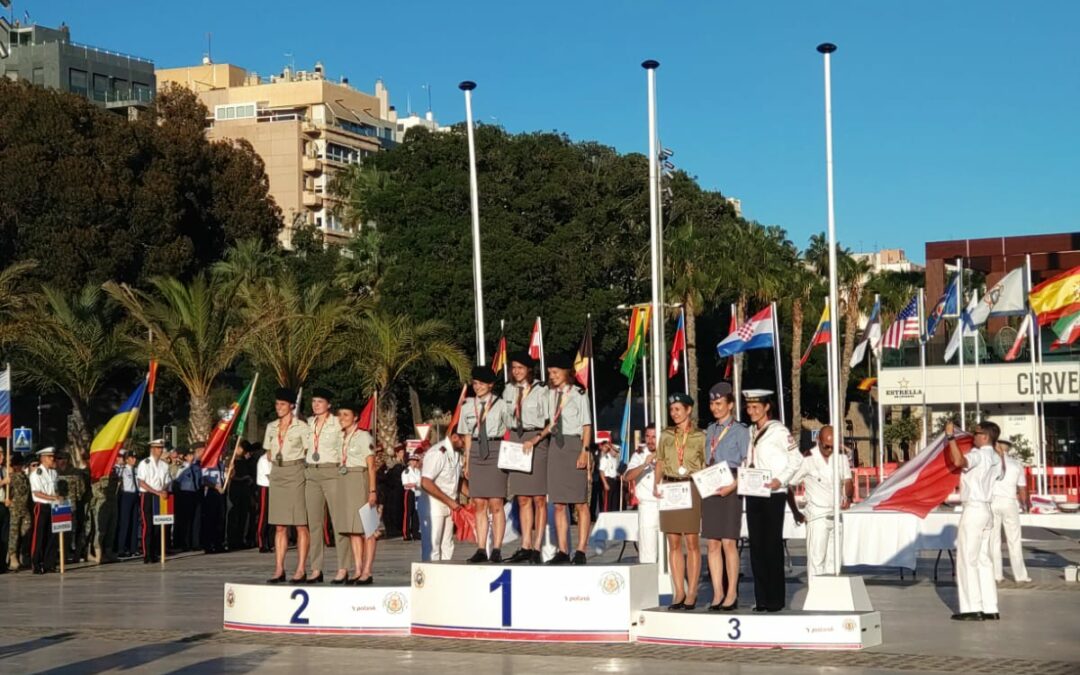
left=136, top=439, right=171, bottom=564
left=304, top=388, right=345, bottom=584
left=502, top=352, right=549, bottom=565
left=335, top=399, right=378, bottom=585
left=459, top=365, right=510, bottom=563
left=264, top=388, right=311, bottom=585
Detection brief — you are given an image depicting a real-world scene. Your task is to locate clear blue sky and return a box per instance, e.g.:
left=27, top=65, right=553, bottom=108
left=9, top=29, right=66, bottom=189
left=18, top=0, right=1079, bottom=262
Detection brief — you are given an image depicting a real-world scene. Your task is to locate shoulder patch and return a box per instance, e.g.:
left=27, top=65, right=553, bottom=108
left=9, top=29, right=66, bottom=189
left=36, top=468, right=42, bottom=475
left=143, top=458, right=150, bottom=463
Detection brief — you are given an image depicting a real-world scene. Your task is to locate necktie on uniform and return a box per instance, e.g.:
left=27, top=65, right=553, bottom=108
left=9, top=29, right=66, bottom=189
left=477, top=399, right=491, bottom=460
left=515, top=385, right=525, bottom=435
left=553, top=391, right=565, bottom=446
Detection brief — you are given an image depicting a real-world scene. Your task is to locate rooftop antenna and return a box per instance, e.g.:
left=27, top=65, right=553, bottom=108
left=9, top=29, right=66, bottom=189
left=406, top=91, right=411, bottom=115
left=423, top=83, right=432, bottom=113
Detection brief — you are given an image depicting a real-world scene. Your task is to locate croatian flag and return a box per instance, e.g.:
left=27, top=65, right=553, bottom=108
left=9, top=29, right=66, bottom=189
left=0, top=365, right=10, bottom=439
left=717, top=306, right=774, bottom=357
left=852, top=431, right=974, bottom=518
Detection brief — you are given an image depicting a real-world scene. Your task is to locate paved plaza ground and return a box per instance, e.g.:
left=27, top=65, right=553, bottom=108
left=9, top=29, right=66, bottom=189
left=2, top=524, right=1078, bottom=674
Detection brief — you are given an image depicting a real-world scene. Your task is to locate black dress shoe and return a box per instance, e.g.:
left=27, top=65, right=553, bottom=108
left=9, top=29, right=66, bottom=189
left=546, top=551, right=570, bottom=565
left=489, top=549, right=503, bottom=563
left=266, top=573, right=286, bottom=584
left=682, top=597, right=698, bottom=610
left=571, top=550, right=587, bottom=565
left=708, top=603, right=724, bottom=612
left=506, top=548, right=532, bottom=564
left=330, top=576, right=348, bottom=585
left=721, top=601, right=739, bottom=612
left=530, top=550, right=542, bottom=565
left=752, top=606, right=768, bottom=613
left=306, top=572, right=324, bottom=584
left=289, top=575, right=306, bottom=585
left=951, top=612, right=984, bottom=621
left=467, top=549, right=488, bottom=564
left=981, top=612, right=1000, bottom=620
left=356, top=576, right=374, bottom=586
left=666, top=602, right=686, bottom=611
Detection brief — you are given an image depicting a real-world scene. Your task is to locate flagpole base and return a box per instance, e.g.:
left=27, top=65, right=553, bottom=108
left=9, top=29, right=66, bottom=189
left=801, top=575, right=873, bottom=612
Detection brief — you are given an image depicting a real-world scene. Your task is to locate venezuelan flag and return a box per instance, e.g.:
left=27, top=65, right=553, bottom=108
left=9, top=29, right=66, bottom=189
left=89, top=379, right=148, bottom=482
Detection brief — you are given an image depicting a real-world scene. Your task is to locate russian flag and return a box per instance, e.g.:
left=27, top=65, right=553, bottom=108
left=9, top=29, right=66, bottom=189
left=717, top=306, right=774, bottom=357
left=0, top=365, right=10, bottom=439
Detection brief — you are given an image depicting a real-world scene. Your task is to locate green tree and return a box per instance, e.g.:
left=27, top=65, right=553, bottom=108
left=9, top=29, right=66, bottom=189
left=0, top=261, right=37, bottom=349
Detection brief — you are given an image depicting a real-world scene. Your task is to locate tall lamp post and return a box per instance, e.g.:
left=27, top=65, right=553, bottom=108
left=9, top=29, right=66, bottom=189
left=459, top=80, right=486, bottom=365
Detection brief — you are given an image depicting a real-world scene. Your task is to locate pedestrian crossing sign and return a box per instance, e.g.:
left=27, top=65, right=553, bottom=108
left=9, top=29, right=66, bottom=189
left=13, top=427, right=31, bottom=452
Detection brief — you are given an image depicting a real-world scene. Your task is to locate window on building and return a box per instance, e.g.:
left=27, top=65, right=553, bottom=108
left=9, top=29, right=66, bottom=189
left=93, top=74, right=109, bottom=102
left=326, top=142, right=361, bottom=165
left=111, top=78, right=129, bottom=99
left=4, top=70, right=18, bottom=82
left=32, top=67, right=44, bottom=86
left=69, top=69, right=88, bottom=96
left=214, top=103, right=256, bottom=121
left=133, top=82, right=152, bottom=101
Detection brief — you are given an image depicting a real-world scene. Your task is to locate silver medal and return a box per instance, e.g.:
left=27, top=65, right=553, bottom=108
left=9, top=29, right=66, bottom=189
left=678, top=466, right=687, bottom=476
left=312, top=452, right=320, bottom=462
left=338, top=466, right=348, bottom=475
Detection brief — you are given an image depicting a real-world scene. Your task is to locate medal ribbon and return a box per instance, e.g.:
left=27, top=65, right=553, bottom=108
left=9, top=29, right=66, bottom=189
left=546, top=387, right=572, bottom=433
left=708, top=419, right=734, bottom=466
left=276, top=417, right=290, bottom=462
left=674, top=428, right=689, bottom=472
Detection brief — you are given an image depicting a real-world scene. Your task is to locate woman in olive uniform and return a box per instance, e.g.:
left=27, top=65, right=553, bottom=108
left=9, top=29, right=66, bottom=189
left=303, top=388, right=344, bottom=584
left=542, top=354, right=592, bottom=565
left=458, top=365, right=510, bottom=563
left=502, top=352, right=549, bottom=564
left=654, top=392, right=706, bottom=609
left=264, top=388, right=312, bottom=584
left=335, top=401, right=378, bottom=585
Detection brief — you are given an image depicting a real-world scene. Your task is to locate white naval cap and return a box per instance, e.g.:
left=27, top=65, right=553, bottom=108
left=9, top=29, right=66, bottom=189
left=36, top=447, right=56, bottom=457
left=149, top=438, right=166, bottom=447
left=742, top=389, right=774, bottom=403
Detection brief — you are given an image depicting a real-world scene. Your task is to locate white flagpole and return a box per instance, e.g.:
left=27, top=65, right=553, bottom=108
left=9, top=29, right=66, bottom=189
left=956, top=257, right=966, bottom=426
left=972, top=289, right=981, bottom=419
left=876, top=351, right=885, bottom=481
left=1024, top=255, right=1046, bottom=496
left=459, top=80, right=486, bottom=365
left=680, top=305, right=690, bottom=395
left=587, top=314, right=599, bottom=429
left=731, top=302, right=742, bottom=422
left=643, top=59, right=667, bottom=439
left=918, top=288, right=929, bottom=446
left=148, top=329, right=155, bottom=442
left=770, top=301, right=786, bottom=427
left=642, top=344, right=650, bottom=428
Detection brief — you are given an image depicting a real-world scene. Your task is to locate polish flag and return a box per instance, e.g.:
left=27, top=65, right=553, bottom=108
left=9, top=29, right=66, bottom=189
left=852, top=432, right=974, bottom=518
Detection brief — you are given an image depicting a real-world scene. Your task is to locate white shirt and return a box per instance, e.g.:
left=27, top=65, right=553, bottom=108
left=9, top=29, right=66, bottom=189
left=991, top=453, right=1025, bottom=500
left=421, top=438, right=462, bottom=500
left=119, top=464, right=138, bottom=493
left=626, top=450, right=657, bottom=503
left=791, top=446, right=852, bottom=519
left=136, top=456, right=172, bottom=493
left=401, top=466, right=422, bottom=494
left=961, top=445, right=1000, bottom=505
left=599, top=453, right=619, bottom=479
left=256, top=454, right=271, bottom=487
left=29, top=466, right=58, bottom=503
left=747, top=420, right=803, bottom=493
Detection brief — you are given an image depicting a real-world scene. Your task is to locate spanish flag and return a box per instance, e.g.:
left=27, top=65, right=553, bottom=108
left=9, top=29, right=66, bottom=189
left=89, top=378, right=148, bottom=482
left=1030, top=265, right=1080, bottom=326
left=491, top=335, right=507, bottom=378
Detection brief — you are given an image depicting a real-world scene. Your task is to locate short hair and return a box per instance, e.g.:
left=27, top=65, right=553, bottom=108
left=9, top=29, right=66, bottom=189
left=978, top=421, right=1001, bottom=445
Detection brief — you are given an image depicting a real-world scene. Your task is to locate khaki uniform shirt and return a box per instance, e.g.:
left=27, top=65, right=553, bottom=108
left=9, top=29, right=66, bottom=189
left=656, top=427, right=707, bottom=478
left=263, top=417, right=311, bottom=463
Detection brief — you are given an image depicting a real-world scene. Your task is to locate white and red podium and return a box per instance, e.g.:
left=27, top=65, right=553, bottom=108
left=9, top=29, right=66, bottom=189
left=409, top=562, right=657, bottom=642
left=634, top=609, right=882, bottom=650
left=223, top=582, right=411, bottom=636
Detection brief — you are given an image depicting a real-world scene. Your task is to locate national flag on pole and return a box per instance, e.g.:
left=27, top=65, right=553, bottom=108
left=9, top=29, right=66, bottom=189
left=1030, top=265, right=1080, bottom=326
left=528, top=318, right=544, bottom=360
left=668, top=312, right=686, bottom=378
left=51, top=502, right=73, bottom=527
left=799, top=301, right=831, bottom=368
left=620, top=306, right=651, bottom=382
left=618, top=388, right=633, bottom=464
left=926, top=275, right=960, bottom=339
left=1050, top=309, right=1080, bottom=350
left=944, top=292, right=980, bottom=362
left=201, top=379, right=255, bottom=469
left=446, top=385, right=467, bottom=437
left=968, top=267, right=1027, bottom=326
left=881, top=295, right=920, bottom=350
left=717, top=305, right=774, bottom=357
left=156, top=492, right=174, bottom=517
left=357, top=394, right=377, bottom=432
left=852, top=431, right=975, bottom=518
left=147, top=360, right=159, bottom=395
left=0, top=364, right=10, bottom=439
left=89, top=379, right=148, bottom=482
left=850, top=298, right=882, bottom=368
left=492, top=335, right=507, bottom=376
left=723, top=313, right=736, bottom=378
left=1004, top=314, right=1032, bottom=362
left=573, top=318, right=593, bottom=388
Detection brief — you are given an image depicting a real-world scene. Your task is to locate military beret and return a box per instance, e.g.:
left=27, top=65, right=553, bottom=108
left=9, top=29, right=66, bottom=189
left=668, top=392, right=694, bottom=407
left=311, top=387, right=334, bottom=403
left=275, top=387, right=297, bottom=404
left=508, top=351, right=535, bottom=368
left=546, top=353, right=574, bottom=371
left=470, top=365, right=498, bottom=384
left=709, top=382, right=733, bottom=401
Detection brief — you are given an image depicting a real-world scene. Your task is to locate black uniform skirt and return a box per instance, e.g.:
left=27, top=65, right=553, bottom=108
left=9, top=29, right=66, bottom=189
left=659, top=477, right=702, bottom=535
left=547, top=435, right=588, bottom=504
left=701, top=466, right=742, bottom=540
left=507, top=430, right=548, bottom=497
left=468, top=440, right=508, bottom=499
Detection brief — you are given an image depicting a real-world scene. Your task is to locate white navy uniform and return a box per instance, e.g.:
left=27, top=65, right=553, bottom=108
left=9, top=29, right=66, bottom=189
left=29, top=463, right=59, bottom=572
left=791, top=445, right=851, bottom=577
left=957, top=444, right=1000, bottom=615
left=420, top=438, right=462, bottom=561
left=989, top=454, right=1030, bottom=582
left=625, top=448, right=659, bottom=564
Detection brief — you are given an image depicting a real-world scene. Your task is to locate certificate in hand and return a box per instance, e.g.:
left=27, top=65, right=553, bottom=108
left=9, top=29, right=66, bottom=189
left=658, top=482, right=693, bottom=511
left=692, top=463, right=734, bottom=499
left=358, top=503, right=380, bottom=537
left=497, top=441, right=534, bottom=473
left=737, top=467, right=773, bottom=497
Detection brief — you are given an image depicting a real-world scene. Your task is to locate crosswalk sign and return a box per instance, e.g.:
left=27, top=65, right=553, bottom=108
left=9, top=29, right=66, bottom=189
left=13, top=427, right=31, bottom=452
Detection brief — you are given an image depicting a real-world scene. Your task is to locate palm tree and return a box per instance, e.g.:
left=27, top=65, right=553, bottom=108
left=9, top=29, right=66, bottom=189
left=211, top=238, right=281, bottom=287
left=334, top=227, right=390, bottom=301
left=786, top=263, right=823, bottom=436
left=14, top=285, right=132, bottom=463
left=330, top=163, right=392, bottom=229
left=241, top=272, right=359, bottom=390
left=104, top=275, right=265, bottom=442
left=664, top=220, right=720, bottom=405
left=351, top=312, right=470, bottom=450
left=0, top=261, right=38, bottom=349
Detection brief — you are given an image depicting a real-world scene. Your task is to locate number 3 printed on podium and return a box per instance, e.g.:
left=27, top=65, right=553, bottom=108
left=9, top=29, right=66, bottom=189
left=290, top=589, right=310, bottom=625
left=489, top=569, right=512, bottom=627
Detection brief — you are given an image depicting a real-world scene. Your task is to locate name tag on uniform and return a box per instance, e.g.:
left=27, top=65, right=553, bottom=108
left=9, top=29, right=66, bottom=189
left=737, top=468, right=772, bottom=497
left=658, top=482, right=692, bottom=511
left=497, top=441, right=533, bottom=473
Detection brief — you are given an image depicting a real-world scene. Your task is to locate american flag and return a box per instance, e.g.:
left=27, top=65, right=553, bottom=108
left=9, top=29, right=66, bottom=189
left=881, top=295, right=921, bottom=350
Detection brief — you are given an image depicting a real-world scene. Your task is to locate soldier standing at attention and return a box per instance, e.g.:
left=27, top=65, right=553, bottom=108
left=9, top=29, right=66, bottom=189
left=8, top=454, right=32, bottom=570
left=265, top=388, right=311, bottom=584
left=334, top=401, right=378, bottom=584
left=304, top=388, right=344, bottom=584
left=137, top=439, right=172, bottom=564
left=30, top=448, right=62, bottom=574
left=88, top=457, right=118, bottom=564
left=459, top=365, right=510, bottom=563
left=543, top=354, right=593, bottom=566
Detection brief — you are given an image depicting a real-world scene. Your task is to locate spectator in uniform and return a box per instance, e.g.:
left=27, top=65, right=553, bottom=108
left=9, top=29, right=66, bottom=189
left=29, top=448, right=61, bottom=574
left=255, top=447, right=272, bottom=553
left=990, top=439, right=1031, bottom=583
left=227, top=442, right=255, bottom=550
left=173, top=448, right=201, bottom=551
left=9, top=455, right=33, bottom=570
left=401, top=453, right=422, bottom=540
left=420, top=432, right=464, bottom=562
left=136, top=439, right=172, bottom=563
left=201, top=454, right=226, bottom=554
left=624, top=438, right=659, bottom=564
left=116, top=451, right=140, bottom=557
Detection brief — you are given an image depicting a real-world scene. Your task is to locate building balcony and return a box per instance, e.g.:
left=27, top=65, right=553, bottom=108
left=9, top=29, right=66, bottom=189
left=302, top=156, right=322, bottom=173
left=301, top=121, right=322, bottom=136
left=302, top=190, right=322, bottom=207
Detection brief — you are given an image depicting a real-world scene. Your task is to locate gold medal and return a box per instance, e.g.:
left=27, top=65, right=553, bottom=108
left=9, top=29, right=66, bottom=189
left=678, top=466, right=687, bottom=476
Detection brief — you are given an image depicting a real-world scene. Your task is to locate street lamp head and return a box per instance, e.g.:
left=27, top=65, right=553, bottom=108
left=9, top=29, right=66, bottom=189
left=816, top=43, right=837, bottom=54
left=458, top=81, right=477, bottom=92
left=641, top=59, right=660, bottom=70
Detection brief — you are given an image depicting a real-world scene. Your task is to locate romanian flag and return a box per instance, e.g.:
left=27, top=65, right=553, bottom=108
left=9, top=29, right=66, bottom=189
left=1030, top=265, right=1080, bottom=326
left=492, top=335, right=507, bottom=378
left=669, top=312, right=686, bottom=378
left=201, top=379, right=255, bottom=469
left=620, top=305, right=651, bottom=382
left=574, top=317, right=593, bottom=388
left=799, top=301, right=832, bottom=368
left=89, top=379, right=148, bottom=481
left=155, top=492, right=174, bottom=518
left=357, top=393, right=377, bottom=432
left=1050, top=310, right=1080, bottom=350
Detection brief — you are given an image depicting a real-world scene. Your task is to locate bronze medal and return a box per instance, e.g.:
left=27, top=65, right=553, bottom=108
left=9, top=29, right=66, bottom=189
left=339, top=466, right=348, bottom=475
left=312, top=452, right=320, bottom=462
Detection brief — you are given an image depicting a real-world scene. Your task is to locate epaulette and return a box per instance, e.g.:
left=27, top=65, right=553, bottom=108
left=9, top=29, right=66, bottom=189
left=36, top=468, right=42, bottom=475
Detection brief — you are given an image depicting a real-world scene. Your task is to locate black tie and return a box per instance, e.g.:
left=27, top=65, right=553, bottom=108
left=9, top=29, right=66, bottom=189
left=478, top=401, right=491, bottom=460
left=516, top=386, right=525, bottom=435
left=553, top=392, right=565, bottom=446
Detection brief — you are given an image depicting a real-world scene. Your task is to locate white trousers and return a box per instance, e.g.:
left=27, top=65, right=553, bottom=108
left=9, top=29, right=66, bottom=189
left=419, top=494, right=455, bottom=562
left=957, top=502, right=998, bottom=614
left=637, top=501, right=660, bottom=564
left=806, top=515, right=836, bottom=578
left=989, top=495, right=1030, bottom=582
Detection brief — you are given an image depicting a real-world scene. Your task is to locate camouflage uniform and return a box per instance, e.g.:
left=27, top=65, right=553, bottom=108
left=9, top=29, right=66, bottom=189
left=57, top=466, right=89, bottom=561
left=90, top=473, right=118, bottom=562
left=7, top=469, right=31, bottom=569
